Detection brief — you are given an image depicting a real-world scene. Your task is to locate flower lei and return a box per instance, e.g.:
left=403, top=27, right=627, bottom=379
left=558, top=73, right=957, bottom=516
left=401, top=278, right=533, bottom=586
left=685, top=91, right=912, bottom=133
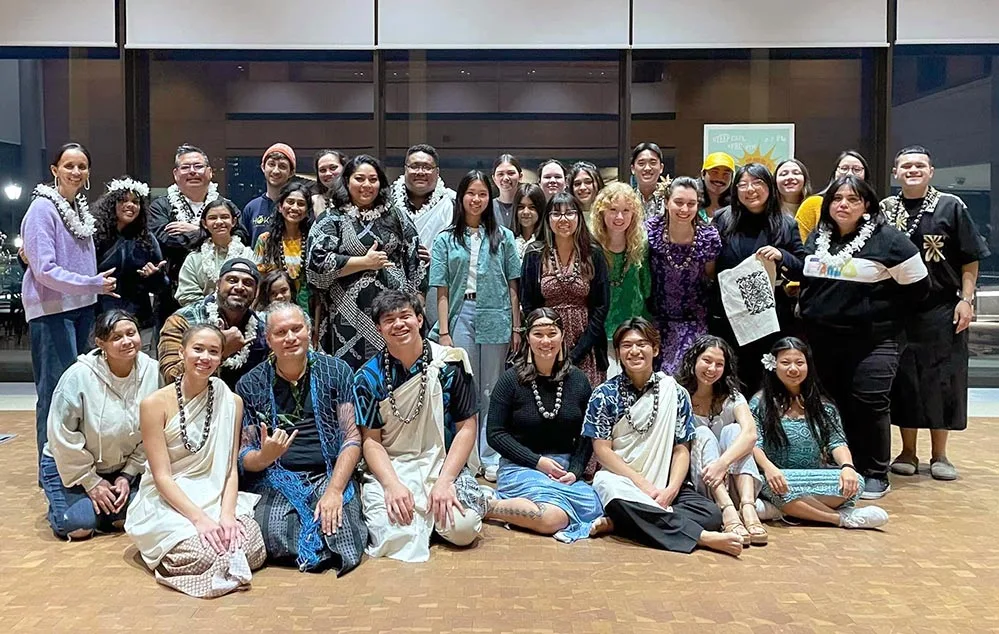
left=391, top=175, right=448, bottom=218
left=200, top=235, right=247, bottom=285
left=343, top=203, right=386, bottom=223
left=106, top=177, right=150, bottom=198
left=815, top=219, right=876, bottom=269
left=167, top=182, right=219, bottom=224
left=206, top=296, right=258, bottom=369
left=32, top=183, right=95, bottom=240
left=882, top=187, right=939, bottom=238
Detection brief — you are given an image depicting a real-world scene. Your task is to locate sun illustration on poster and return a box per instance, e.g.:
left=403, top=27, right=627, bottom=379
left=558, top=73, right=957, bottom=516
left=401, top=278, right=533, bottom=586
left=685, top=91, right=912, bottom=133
left=737, top=146, right=779, bottom=171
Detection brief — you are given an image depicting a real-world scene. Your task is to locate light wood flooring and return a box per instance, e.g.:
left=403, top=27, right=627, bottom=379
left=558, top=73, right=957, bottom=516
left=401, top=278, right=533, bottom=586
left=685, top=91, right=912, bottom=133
left=2, top=412, right=998, bottom=633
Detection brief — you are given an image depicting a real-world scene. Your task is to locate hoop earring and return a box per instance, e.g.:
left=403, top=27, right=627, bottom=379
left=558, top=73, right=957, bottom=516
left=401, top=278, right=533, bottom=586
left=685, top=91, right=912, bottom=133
left=53, top=175, right=59, bottom=188
left=84, top=177, right=91, bottom=192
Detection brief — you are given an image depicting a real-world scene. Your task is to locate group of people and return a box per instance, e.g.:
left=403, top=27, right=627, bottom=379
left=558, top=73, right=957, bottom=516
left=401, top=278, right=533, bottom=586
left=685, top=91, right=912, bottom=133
left=22, top=136, right=988, bottom=598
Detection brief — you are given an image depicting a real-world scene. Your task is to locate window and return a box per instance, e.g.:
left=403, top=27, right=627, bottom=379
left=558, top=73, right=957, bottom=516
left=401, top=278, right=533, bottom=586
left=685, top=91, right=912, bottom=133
left=631, top=49, right=875, bottom=186
left=147, top=52, right=374, bottom=207
left=385, top=51, right=621, bottom=186
left=892, top=45, right=999, bottom=384
left=0, top=51, right=124, bottom=381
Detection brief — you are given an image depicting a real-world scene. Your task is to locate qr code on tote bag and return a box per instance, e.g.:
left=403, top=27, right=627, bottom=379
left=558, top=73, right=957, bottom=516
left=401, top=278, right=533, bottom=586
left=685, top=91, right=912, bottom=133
left=736, top=270, right=776, bottom=315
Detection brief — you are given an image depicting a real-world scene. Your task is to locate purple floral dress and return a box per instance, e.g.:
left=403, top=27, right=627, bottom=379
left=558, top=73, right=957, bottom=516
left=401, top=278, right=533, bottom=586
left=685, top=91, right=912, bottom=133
left=646, top=217, right=722, bottom=374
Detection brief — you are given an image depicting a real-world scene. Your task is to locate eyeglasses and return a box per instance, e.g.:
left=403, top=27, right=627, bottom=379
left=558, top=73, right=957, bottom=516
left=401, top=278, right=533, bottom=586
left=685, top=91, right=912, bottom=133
left=836, top=165, right=865, bottom=175
left=550, top=210, right=579, bottom=220
left=736, top=180, right=766, bottom=192
left=405, top=163, right=437, bottom=174
left=177, top=163, right=208, bottom=174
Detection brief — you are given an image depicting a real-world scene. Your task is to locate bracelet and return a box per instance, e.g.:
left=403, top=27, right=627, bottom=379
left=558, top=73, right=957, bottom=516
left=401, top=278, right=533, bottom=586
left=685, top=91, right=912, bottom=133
left=957, top=290, right=975, bottom=305
left=839, top=463, right=856, bottom=471
left=513, top=327, right=525, bottom=333
left=439, top=332, right=449, bottom=337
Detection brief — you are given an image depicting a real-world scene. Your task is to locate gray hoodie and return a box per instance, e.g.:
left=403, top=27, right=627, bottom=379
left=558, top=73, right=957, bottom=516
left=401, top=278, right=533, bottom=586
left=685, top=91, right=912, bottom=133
left=43, top=351, right=161, bottom=491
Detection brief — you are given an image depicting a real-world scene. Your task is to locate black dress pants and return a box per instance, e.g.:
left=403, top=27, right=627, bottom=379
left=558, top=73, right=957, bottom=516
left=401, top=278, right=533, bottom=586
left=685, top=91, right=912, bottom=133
left=808, top=329, right=900, bottom=480
left=604, top=484, right=722, bottom=554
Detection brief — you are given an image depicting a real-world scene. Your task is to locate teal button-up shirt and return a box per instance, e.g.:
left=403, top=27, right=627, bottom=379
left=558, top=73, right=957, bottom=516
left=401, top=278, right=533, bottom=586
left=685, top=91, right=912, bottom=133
left=429, top=226, right=521, bottom=344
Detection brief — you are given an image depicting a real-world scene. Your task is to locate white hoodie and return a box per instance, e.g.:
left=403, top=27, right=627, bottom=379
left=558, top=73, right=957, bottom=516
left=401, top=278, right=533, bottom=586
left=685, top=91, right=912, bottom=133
left=43, top=351, right=161, bottom=491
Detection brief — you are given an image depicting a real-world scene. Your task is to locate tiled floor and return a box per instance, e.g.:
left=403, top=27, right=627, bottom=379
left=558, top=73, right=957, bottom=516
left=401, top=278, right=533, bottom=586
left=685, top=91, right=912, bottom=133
left=2, top=412, right=998, bottom=632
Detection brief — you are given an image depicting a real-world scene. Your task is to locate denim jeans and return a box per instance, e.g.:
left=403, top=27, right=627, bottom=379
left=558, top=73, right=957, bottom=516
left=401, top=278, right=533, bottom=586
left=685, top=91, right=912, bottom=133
left=452, top=299, right=508, bottom=470
left=29, top=305, right=95, bottom=463
left=40, top=454, right=133, bottom=538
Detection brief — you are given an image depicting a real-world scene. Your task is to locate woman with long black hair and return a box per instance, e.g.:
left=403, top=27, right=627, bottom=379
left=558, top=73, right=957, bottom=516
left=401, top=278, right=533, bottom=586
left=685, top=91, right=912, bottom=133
left=305, top=154, right=425, bottom=368
left=175, top=198, right=255, bottom=307
left=799, top=175, right=929, bottom=499
left=521, top=191, right=609, bottom=386
left=430, top=170, right=522, bottom=481
left=795, top=150, right=872, bottom=242
left=254, top=181, right=313, bottom=310
left=751, top=337, right=888, bottom=530
left=710, top=163, right=806, bottom=393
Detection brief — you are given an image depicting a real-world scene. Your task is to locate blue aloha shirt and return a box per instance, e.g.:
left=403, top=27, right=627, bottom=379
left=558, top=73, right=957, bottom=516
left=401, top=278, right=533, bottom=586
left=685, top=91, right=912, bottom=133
left=582, top=374, right=696, bottom=443
left=353, top=342, right=478, bottom=451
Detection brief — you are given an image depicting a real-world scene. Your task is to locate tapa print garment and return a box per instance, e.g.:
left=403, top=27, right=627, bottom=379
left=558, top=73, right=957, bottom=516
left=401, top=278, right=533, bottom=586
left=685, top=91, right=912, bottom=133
left=718, top=255, right=779, bottom=346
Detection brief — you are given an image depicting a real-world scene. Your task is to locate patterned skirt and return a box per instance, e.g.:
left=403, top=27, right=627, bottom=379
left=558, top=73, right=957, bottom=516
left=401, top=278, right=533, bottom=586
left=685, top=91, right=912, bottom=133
left=760, top=468, right=865, bottom=509
left=155, top=515, right=266, bottom=599
left=496, top=454, right=604, bottom=542
left=253, top=476, right=367, bottom=575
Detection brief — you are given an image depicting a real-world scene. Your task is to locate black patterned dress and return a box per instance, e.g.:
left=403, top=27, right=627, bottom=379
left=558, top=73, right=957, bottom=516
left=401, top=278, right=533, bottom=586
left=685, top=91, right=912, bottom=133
left=306, top=205, right=427, bottom=369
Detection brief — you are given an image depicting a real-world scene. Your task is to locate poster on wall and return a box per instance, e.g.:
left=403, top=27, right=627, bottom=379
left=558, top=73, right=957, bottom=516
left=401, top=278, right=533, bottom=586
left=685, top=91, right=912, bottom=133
left=703, top=123, right=795, bottom=172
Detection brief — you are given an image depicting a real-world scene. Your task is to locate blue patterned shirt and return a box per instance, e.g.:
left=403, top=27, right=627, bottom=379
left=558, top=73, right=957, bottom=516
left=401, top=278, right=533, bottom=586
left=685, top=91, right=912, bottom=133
left=582, top=373, right=695, bottom=443
left=353, top=342, right=478, bottom=451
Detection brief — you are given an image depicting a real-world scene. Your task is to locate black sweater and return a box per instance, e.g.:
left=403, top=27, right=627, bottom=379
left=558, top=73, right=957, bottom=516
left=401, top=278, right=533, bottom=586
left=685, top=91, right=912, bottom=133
left=520, top=244, right=609, bottom=371
left=486, top=366, right=593, bottom=478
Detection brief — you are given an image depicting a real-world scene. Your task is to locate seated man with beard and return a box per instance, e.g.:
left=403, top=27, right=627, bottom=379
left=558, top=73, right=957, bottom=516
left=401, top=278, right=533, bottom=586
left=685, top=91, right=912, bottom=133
left=159, top=258, right=267, bottom=387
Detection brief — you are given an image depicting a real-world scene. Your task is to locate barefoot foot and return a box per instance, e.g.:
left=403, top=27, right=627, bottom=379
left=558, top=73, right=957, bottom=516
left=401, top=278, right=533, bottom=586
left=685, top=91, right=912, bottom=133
left=589, top=516, right=614, bottom=537
left=698, top=530, right=744, bottom=557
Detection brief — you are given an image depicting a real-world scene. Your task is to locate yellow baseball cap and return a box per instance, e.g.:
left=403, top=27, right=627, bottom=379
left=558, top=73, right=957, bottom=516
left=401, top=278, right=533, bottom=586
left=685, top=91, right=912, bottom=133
left=702, top=152, right=736, bottom=172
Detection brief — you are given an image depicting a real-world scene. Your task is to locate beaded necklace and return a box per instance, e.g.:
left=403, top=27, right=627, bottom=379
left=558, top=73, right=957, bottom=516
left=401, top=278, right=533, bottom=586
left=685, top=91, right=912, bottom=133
left=662, top=222, right=698, bottom=269
left=383, top=343, right=431, bottom=425
left=531, top=377, right=564, bottom=420
left=174, top=376, right=215, bottom=453
left=548, top=248, right=580, bottom=283
left=622, top=375, right=660, bottom=435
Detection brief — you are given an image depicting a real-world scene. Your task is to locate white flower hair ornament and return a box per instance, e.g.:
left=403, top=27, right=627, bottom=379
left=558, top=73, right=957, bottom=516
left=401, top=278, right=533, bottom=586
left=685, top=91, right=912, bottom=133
left=761, top=353, right=777, bottom=372
left=106, top=177, right=150, bottom=199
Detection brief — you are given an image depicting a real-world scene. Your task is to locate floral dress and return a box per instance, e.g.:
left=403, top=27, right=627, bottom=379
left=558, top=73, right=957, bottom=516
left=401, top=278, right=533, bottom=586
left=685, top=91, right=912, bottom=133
left=541, top=272, right=604, bottom=386
left=646, top=217, right=722, bottom=374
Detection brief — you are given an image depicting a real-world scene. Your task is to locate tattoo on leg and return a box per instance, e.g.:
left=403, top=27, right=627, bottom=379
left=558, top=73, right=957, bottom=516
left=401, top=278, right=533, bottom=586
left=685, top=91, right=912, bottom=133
left=490, top=501, right=548, bottom=520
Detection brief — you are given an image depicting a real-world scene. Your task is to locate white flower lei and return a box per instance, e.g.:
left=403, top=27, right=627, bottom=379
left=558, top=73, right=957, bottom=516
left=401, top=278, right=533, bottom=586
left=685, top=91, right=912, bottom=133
left=206, top=296, right=258, bottom=369
left=167, top=182, right=219, bottom=224
left=815, top=220, right=877, bottom=269
left=200, top=235, right=247, bottom=285
left=106, top=177, right=150, bottom=198
left=391, top=175, right=448, bottom=218
left=32, top=183, right=95, bottom=240
left=343, top=203, right=386, bottom=223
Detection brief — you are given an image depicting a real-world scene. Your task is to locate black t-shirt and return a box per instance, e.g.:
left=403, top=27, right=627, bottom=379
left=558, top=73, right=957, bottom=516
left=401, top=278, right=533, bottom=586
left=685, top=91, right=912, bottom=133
left=271, top=367, right=325, bottom=472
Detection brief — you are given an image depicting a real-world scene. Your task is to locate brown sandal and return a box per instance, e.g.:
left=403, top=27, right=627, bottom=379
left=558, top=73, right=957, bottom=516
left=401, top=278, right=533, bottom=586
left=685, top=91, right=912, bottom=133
left=741, top=502, right=769, bottom=546
left=719, top=503, right=750, bottom=547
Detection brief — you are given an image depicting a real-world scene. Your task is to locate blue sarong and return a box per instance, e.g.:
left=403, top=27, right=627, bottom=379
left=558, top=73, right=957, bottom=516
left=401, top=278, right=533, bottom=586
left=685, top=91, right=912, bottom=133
left=496, top=453, right=603, bottom=542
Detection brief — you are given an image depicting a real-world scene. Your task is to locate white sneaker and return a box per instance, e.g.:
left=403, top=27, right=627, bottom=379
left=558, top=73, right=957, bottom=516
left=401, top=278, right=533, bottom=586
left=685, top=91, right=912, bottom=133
left=755, top=498, right=783, bottom=521
left=483, top=465, right=498, bottom=482
left=838, top=506, right=889, bottom=529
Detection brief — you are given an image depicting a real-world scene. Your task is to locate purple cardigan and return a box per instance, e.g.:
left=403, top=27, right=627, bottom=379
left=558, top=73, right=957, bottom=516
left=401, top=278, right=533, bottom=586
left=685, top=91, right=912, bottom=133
left=21, top=196, right=103, bottom=322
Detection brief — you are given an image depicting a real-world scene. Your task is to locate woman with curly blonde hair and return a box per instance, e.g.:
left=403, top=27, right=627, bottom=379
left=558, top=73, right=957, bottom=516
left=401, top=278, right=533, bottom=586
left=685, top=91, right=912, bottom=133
left=647, top=176, right=722, bottom=374
left=590, top=182, right=651, bottom=377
